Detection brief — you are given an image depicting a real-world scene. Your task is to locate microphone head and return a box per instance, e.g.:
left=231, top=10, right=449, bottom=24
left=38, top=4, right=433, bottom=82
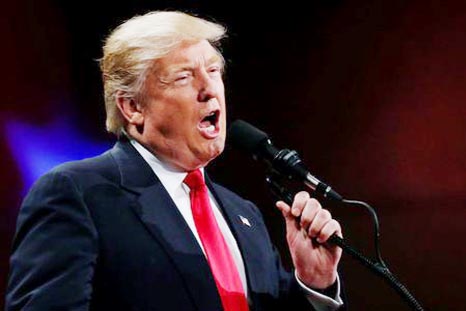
left=228, top=120, right=343, bottom=201
left=228, top=120, right=270, bottom=156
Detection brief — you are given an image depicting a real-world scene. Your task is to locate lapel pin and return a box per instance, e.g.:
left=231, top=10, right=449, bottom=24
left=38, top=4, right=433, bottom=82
left=238, top=215, right=251, bottom=227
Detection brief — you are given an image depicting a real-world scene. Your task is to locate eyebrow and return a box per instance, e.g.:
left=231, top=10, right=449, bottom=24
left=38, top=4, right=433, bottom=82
left=164, top=55, right=224, bottom=75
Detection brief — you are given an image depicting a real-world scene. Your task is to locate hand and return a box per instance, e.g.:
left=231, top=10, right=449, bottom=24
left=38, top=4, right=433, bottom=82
left=276, top=191, right=342, bottom=289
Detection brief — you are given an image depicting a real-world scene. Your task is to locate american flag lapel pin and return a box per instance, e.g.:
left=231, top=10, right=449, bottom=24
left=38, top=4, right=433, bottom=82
left=238, top=215, right=251, bottom=227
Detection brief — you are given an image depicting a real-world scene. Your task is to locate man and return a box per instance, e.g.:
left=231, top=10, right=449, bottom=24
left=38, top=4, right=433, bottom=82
left=6, top=11, right=344, bottom=310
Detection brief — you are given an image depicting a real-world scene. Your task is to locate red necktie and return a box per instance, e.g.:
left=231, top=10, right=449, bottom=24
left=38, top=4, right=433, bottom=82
left=184, top=169, right=249, bottom=311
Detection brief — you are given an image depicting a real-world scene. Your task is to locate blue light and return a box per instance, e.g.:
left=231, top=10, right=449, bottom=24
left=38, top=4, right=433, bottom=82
left=5, top=117, right=111, bottom=193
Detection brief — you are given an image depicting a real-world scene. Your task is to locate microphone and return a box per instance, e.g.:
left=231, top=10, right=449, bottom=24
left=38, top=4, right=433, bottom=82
left=228, top=119, right=343, bottom=201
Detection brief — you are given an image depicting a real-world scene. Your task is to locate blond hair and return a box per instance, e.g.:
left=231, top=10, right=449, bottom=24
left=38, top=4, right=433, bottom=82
left=100, top=11, right=226, bottom=135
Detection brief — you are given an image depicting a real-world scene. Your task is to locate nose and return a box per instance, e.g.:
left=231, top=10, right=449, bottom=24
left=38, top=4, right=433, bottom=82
left=197, top=71, right=218, bottom=103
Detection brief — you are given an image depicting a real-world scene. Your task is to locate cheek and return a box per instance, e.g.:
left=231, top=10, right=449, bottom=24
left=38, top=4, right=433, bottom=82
left=150, top=102, right=195, bottom=134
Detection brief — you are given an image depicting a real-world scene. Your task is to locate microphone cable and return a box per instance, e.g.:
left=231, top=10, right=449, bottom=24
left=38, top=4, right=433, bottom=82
left=266, top=173, right=424, bottom=311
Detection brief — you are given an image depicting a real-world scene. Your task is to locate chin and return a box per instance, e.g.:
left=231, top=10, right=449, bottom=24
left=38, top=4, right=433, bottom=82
left=212, top=137, right=225, bottom=156
left=201, top=140, right=225, bottom=164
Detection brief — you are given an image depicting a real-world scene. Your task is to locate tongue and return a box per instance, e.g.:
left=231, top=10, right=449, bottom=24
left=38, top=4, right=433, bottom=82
left=198, top=123, right=218, bottom=139
left=199, top=120, right=211, bottom=128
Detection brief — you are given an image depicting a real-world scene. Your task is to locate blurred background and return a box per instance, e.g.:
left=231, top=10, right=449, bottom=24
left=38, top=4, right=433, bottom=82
left=1, top=0, right=465, bottom=309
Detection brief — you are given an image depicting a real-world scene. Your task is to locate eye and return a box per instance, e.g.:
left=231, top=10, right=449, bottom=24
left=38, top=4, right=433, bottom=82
left=173, top=72, right=192, bottom=85
left=208, top=66, right=222, bottom=76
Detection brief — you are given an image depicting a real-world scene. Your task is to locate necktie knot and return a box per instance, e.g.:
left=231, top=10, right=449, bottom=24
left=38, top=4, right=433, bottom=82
left=184, top=169, right=205, bottom=191
left=184, top=168, right=249, bottom=311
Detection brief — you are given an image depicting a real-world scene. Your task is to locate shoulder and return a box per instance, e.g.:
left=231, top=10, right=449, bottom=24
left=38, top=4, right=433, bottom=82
left=52, top=148, right=116, bottom=178
left=28, top=145, right=119, bottom=198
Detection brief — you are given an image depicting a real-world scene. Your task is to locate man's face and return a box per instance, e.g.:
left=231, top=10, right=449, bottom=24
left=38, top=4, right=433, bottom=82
left=139, top=40, right=226, bottom=171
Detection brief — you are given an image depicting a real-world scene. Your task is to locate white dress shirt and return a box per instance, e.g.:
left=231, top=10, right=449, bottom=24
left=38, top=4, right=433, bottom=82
left=130, top=139, right=343, bottom=310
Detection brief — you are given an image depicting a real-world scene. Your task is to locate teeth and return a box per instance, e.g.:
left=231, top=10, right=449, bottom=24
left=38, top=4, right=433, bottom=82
left=206, top=125, right=215, bottom=132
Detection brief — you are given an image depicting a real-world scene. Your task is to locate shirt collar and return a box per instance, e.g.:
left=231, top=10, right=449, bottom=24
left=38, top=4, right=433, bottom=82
left=129, top=139, right=205, bottom=196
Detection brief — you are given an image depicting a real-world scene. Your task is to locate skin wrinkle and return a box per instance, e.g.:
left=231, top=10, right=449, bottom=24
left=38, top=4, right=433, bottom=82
left=116, top=26, right=342, bottom=293
left=122, top=40, right=226, bottom=172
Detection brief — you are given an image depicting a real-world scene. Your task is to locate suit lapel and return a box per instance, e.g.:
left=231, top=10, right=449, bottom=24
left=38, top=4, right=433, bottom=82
left=206, top=176, right=264, bottom=303
left=111, top=140, right=223, bottom=311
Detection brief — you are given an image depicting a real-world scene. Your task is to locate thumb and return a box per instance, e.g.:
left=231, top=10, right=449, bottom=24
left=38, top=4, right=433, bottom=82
left=276, top=201, right=298, bottom=231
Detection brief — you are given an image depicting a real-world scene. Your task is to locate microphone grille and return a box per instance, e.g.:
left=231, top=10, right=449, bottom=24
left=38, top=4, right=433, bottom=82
left=228, top=120, right=269, bottom=154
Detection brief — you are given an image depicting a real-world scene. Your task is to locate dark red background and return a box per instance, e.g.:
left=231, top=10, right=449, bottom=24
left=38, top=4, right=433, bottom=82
left=1, top=1, right=465, bottom=309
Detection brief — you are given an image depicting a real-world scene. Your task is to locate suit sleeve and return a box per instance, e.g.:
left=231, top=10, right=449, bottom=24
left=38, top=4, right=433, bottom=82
left=5, top=171, right=98, bottom=311
left=242, top=200, right=314, bottom=310
left=245, top=200, right=346, bottom=310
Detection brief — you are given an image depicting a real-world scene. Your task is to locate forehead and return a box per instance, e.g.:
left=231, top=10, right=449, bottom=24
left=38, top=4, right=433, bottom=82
left=155, top=40, right=223, bottom=73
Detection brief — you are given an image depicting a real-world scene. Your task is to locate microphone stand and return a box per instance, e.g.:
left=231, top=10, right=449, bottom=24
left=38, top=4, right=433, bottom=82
left=265, top=171, right=425, bottom=311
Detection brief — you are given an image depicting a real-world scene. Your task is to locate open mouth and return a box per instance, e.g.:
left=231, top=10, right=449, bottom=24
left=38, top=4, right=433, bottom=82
left=198, top=110, right=220, bottom=138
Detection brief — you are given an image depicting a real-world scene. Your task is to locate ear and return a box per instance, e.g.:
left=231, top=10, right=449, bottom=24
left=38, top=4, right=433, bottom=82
left=115, top=91, right=144, bottom=126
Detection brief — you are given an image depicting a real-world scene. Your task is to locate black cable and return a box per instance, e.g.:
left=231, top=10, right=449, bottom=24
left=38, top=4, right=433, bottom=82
left=265, top=174, right=425, bottom=311
left=341, top=199, right=386, bottom=268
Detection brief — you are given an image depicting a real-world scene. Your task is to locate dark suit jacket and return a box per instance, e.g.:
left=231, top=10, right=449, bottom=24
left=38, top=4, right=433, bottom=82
left=6, top=139, right=316, bottom=311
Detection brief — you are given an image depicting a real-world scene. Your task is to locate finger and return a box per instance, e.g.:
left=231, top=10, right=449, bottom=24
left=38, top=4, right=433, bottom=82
left=308, top=209, right=332, bottom=238
left=316, top=219, right=342, bottom=244
left=291, top=191, right=310, bottom=217
left=276, top=201, right=299, bottom=232
left=299, top=198, right=321, bottom=231
left=275, top=201, right=291, bottom=218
